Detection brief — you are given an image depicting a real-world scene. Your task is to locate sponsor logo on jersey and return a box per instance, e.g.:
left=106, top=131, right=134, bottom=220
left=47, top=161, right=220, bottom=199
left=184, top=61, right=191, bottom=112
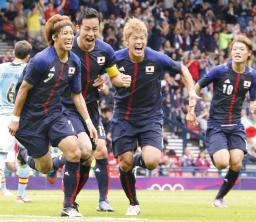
left=145, top=66, right=155, bottom=74
left=97, top=56, right=105, bottom=65
left=119, top=66, right=125, bottom=72
left=244, top=80, right=251, bottom=88
left=224, top=79, right=231, bottom=84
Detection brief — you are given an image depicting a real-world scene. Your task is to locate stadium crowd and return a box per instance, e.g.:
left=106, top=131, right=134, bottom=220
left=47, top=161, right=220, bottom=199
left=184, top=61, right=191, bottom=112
left=1, top=0, right=256, bottom=180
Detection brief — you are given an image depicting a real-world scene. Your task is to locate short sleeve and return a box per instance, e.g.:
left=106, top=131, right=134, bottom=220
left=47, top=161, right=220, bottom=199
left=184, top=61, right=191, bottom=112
left=198, top=66, right=221, bottom=88
left=159, top=53, right=181, bottom=76
left=23, top=59, right=43, bottom=86
left=104, top=44, right=117, bottom=68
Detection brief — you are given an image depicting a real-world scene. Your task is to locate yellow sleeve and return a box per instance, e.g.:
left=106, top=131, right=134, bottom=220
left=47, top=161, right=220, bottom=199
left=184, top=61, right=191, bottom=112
left=105, top=65, right=119, bottom=78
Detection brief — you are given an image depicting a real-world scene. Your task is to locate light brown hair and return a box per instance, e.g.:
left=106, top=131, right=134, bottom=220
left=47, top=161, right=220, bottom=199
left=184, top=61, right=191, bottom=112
left=44, top=14, right=74, bottom=45
left=230, top=35, right=252, bottom=51
left=123, top=17, right=148, bottom=47
left=230, top=35, right=252, bottom=62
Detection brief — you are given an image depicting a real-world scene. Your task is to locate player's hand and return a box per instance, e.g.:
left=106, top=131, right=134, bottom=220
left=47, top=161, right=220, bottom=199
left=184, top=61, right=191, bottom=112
left=93, top=76, right=105, bottom=88
left=86, top=120, right=98, bottom=143
left=8, top=120, right=19, bottom=136
left=186, top=107, right=198, bottom=125
left=97, top=83, right=106, bottom=92
left=120, top=73, right=131, bottom=87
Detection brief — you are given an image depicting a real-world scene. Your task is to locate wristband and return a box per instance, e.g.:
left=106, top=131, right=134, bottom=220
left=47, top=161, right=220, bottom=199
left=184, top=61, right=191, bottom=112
left=12, top=115, right=20, bottom=122
left=85, top=118, right=92, bottom=125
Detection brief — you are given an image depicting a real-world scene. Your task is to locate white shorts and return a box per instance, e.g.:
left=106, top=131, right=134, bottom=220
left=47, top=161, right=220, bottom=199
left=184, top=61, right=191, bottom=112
left=0, top=115, right=16, bottom=153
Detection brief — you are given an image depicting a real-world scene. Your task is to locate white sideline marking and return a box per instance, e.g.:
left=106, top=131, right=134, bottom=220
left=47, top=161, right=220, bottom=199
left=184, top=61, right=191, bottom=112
left=0, top=215, right=148, bottom=222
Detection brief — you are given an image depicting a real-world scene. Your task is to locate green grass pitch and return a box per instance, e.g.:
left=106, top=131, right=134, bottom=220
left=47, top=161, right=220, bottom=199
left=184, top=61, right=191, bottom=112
left=0, top=190, right=255, bottom=222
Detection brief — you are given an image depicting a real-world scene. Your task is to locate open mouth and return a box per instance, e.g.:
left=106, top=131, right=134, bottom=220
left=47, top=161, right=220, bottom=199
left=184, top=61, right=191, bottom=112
left=234, top=55, right=241, bottom=59
left=135, top=46, right=143, bottom=54
left=86, top=38, right=95, bottom=44
left=65, top=41, right=72, bottom=47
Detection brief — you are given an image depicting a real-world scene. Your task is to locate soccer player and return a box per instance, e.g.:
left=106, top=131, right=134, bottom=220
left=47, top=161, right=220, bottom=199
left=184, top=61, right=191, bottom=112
left=69, top=7, right=131, bottom=212
left=47, top=7, right=131, bottom=212
left=0, top=40, right=32, bottom=203
left=8, top=14, right=97, bottom=217
left=195, top=35, right=256, bottom=208
left=111, top=18, right=197, bottom=215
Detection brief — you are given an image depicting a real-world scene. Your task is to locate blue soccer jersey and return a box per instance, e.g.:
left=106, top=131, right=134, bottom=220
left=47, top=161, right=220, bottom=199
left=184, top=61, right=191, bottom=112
left=113, top=47, right=181, bottom=124
left=0, top=62, right=27, bottom=115
left=198, top=61, right=256, bottom=125
left=62, top=38, right=117, bottom=107
left=17, top=46, right=81, bottom=120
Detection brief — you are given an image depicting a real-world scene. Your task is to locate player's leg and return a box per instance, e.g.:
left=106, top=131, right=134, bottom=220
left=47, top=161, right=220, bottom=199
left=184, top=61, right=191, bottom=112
left=49, top=116, right=82, bottom=217
left=3, top=150, right=16, bottom=196
left=0, top=152, right=11, bottom=196
left=211, top=149, right=230, bottom=208
left=118, top=151, right=140, bottom=215
left=16, top=164, right=32, bottom=203
left=217, top=125, right=246, bottom=200
left=112, top=119, right=140, bottom=215
left=213, top=125, right=246, bottom=208
left=0, top=115, right=16, bottom=196
left=214, top=149, right=243, bottom=204
left=17, top=144, right=65, bottom=182
left=57, top=135, right=81, bottom=217
left=53, top=110, right=93, bottom=210
left=72, top=131, right=92, bottom=209
left=87, top=103, right=114, bottom=211
left=94, top=138, right=114, bottom=212
left=205, top=126, right=230, bottom=207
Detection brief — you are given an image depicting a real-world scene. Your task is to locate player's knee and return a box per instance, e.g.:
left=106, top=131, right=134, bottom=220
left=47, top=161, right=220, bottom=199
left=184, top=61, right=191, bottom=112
left=80, top=148, right=92, bottom=160
left=119, top=160, right=133, bottom=172
left=230, top=161, right=243, bottom=171
left=66, top=148, right=81, bottom=162
left=145, top=158, right=160, bottom=170
left=79, top=141, right=92, bottom=155
left=94, top=145, right=108, bottom=159
left=37, top=164, right=52, bottom=174
left=215, top=161, right=229, bottom=170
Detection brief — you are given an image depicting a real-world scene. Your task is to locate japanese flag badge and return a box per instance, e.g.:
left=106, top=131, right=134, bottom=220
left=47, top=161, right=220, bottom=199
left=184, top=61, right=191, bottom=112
left=145, top=66, right=154, bottom=74
left=97, top=56, right=105, bottom=65
left=68, top=67, right=76, bottom=75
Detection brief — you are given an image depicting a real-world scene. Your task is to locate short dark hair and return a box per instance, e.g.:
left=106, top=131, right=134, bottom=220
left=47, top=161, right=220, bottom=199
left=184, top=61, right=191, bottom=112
left=101, top=107, right=111, bottom=113
left=77, top=7, right=100, bottom=25
left=14, top=40, right=32, bottom=59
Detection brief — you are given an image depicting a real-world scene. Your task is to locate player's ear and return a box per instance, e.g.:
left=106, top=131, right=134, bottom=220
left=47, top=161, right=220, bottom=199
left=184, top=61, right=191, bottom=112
left=25, top=54, right=31, bottom=62
left=52, top=34, right=57, bottom=42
